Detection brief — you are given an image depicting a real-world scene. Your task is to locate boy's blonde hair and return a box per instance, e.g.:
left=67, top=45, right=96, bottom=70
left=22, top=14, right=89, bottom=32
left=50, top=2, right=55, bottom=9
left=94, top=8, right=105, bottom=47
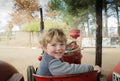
left=39, top=28, right=67, bottom=48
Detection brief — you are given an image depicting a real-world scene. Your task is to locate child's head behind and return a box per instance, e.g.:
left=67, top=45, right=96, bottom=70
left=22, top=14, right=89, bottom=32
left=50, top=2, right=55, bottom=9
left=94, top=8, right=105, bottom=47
left=39, top=28, right=67, bottom=49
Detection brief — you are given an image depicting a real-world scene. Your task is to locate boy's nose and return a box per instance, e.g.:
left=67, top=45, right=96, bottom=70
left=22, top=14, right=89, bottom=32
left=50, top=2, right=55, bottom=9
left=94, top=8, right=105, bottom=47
left=56, top=45, right=62, bottom=50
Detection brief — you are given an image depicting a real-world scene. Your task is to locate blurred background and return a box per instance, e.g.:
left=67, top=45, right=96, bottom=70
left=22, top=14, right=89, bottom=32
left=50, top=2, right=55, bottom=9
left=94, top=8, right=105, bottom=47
left=0, top=0, right=120, bottom=48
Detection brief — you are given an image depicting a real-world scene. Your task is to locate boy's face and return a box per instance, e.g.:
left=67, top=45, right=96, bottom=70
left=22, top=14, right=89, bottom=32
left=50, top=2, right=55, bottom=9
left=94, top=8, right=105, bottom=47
left=44, top=39, right=66, bottom=59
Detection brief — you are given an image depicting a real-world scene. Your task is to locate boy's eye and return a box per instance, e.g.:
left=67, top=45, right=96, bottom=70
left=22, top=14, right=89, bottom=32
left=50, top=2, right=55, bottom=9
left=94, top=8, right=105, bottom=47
left=51, top=44, right=56, bottom=46
left=60, top=43, right=65, bottom=46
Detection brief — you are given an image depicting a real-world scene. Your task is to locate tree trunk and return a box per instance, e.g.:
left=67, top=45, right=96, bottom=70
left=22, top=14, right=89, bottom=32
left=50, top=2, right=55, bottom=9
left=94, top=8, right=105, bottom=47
left=104, top=0, right=108, bottom=37
left=87, top=13, right=90, bottom=37
left=115, top=5, right=120, bottom=36
left=95, top=0, right=103, bottom=68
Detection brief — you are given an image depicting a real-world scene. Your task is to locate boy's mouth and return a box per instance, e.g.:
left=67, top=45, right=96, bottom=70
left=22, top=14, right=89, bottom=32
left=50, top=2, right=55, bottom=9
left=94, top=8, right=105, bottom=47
left=55, top=52, right=62, bottom=55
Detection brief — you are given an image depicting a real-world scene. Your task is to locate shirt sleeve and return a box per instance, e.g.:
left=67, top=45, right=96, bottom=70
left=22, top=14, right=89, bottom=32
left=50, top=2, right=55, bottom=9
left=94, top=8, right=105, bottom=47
left=49, top=59, right=94, bottom=75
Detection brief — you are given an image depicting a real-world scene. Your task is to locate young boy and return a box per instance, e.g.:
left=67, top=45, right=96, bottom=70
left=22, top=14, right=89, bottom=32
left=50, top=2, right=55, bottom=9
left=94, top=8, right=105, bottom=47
left=36, top=28, right=101, bottom=76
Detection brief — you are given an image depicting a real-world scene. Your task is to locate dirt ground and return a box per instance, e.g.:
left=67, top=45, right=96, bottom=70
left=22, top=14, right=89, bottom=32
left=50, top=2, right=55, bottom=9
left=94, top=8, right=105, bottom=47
left=0, top=46, right=120, bottom=81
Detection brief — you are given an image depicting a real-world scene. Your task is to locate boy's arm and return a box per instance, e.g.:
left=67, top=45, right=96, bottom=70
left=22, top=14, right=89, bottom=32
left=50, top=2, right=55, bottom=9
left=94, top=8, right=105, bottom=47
left=49, top=59, right=94, bottom=75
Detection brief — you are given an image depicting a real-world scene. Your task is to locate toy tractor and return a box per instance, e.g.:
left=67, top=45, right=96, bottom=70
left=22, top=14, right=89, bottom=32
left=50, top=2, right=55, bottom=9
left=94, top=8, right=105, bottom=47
left=27, top=28, right=99, bottom=81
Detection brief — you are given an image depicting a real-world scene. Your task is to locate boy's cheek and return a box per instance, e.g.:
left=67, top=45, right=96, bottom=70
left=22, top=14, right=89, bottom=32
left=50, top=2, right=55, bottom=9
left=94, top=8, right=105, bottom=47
left=49, top=50, right=55, bottom=54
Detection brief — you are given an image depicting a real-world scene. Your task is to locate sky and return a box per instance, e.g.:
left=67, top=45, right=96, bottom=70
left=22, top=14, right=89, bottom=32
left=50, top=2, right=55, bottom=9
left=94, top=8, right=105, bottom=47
left=0, top=0, right=13, bottom=29
left=0, top=0, right=49, bottom=31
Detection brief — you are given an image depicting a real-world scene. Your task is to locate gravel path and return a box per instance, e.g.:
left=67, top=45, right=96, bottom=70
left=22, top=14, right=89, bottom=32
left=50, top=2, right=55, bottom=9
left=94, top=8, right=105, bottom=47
left=0, top=47, right=120, bottom=81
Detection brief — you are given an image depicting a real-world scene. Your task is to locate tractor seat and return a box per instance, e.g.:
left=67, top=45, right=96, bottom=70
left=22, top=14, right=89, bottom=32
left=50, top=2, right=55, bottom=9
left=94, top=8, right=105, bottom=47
left=33, top=71, right=98, bottom=81
left=0, top=60, right=24, bottom=81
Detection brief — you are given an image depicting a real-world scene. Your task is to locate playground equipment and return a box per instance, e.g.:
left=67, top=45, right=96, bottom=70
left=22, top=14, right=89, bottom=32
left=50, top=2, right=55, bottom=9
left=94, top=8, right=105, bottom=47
left=0, top=60, right=24, bottom=81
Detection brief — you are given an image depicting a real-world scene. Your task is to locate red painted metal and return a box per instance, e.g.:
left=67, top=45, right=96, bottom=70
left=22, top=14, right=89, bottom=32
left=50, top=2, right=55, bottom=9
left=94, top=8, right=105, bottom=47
left=33, top=71, right=98, bottom=81
left=70, top=29, right=80, bottom=39
left=38, top=56, right=42, bottom=61
left=107, top=62, right=120, bottom=81
left=62, top=41, right=82, bottom=64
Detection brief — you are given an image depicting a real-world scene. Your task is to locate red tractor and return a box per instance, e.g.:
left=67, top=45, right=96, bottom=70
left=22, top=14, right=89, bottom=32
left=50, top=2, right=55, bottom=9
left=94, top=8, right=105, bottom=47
left=27, top=8, right=120, bottom=81
left=27, top=28, right=99, bottom=81
left=27, top=28, right=120, bottom=81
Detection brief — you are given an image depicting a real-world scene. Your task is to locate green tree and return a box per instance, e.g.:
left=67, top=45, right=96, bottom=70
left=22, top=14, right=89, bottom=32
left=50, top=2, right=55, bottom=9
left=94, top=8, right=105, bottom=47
left=47, top=0, right=96, bottom=30
left=22, top=19, right=70, bottom=33
left=22, top=19, right=40, bottom=32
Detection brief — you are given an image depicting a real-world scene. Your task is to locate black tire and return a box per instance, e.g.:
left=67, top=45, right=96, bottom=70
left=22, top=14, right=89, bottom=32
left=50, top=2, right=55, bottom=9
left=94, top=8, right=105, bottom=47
left=27, top=65, right=36, bottom=81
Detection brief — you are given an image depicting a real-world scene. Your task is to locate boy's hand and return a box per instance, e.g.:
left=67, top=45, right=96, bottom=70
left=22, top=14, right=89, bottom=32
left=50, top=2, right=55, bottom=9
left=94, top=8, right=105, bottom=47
left=93, top=65, right=101, bottom=73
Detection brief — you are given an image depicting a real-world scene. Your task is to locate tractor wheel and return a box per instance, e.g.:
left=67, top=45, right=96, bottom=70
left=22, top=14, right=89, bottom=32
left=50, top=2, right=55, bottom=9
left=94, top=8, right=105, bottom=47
left=27, top=65, right=36, bottom=81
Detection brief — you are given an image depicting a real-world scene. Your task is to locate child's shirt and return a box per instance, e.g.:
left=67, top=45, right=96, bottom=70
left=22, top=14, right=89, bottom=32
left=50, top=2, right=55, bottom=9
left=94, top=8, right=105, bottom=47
left=36, top=53, right=94, bottom=76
